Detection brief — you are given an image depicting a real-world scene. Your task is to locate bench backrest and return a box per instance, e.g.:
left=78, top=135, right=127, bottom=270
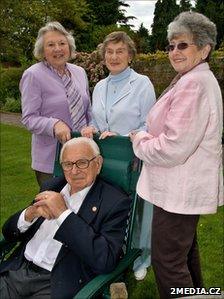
left=53, top=133, right=139, bottom=195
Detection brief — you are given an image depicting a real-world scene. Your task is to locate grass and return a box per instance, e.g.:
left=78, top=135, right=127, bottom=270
left=126, top=206, right=224, bottom=299
left=0, top=123, right=223, bottom=298
left=0, top=123, right=39, bottom=226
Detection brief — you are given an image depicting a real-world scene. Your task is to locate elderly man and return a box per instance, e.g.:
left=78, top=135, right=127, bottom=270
left=0, top=137, right=131, bottom=299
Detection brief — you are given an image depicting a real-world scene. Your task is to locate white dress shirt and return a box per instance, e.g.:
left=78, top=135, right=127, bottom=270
left=17, top=183, right=92, bottom=271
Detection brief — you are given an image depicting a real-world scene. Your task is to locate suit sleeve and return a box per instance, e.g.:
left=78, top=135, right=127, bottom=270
left=40, top=175, right=66, bottom=192
left=54, top=192, right=131, bottom=274
left=2, top=210, right=28, bottom=242
left=133, top=79, right=210, bottom=167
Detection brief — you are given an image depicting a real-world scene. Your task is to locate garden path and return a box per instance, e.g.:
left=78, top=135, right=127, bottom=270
left=0, top=112, right=23, bottom=127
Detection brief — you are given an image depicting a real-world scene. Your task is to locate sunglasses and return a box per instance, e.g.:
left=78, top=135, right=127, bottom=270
left=165, top=42, right=195, bottom=52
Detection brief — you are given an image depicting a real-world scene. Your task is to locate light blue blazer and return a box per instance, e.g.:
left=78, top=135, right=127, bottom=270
left=91, top=69, right=156, bottom=135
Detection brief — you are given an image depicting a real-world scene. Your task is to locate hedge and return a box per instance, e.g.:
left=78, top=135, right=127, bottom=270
left=0, top=50, right=223, bottom=112
left=0, top=66, right=26, bottom=107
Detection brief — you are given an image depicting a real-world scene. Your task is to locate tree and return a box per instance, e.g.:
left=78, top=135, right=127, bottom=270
left=179, top=0, right=192, bottom=12
left=78, top=0, right=135, bottom=52
left=0, top=0, right=89, bottom=63
left=134, top=23, right=151, bottom=54
left=85, top=0, right=133, bottom=26
left=194, top=0, right=224, bottom=48
left=150, top=0, right=179, bottom=52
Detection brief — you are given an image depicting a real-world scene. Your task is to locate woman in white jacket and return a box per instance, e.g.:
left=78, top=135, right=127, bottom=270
left=82, top=31, right=156, bottom=280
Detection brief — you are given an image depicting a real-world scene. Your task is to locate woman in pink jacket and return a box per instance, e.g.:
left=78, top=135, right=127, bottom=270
left=130, top=12, right=223, bottom=299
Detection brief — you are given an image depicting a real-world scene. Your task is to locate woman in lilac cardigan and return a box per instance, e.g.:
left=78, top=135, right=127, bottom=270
left=20, top=22, right=92, bottom=186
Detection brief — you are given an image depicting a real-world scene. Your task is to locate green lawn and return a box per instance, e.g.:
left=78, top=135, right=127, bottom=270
left=0, top=123, right=223, bottom=298
left=0, top=123, right=39, bottom=226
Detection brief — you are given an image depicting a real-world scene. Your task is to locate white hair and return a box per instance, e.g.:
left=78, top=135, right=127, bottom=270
left=33, top=21, right=76, bottom=60
left=60, top=137, right=100, bottom=162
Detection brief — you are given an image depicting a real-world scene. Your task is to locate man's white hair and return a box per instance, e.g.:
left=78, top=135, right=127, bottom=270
left=60, top=137, right=100, bottom=162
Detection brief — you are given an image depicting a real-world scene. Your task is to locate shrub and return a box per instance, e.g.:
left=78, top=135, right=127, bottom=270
left=3, top=98, right=21, bottom=113
left=0, top=67, right=25, bottom=102
left=133, top=50, right=224, bottom=98
left=73, top=51, right=108, bottom=93
left=133, top=52, right=175, bottom=97
left=0, top=49, right=223, bottom=112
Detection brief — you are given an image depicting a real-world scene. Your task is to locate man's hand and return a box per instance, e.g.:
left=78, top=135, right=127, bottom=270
left=54, top=120, right=71, bottom=144
left=34, top=191, right=67, bottom=218
left=25, top=205, right=53, bottom=222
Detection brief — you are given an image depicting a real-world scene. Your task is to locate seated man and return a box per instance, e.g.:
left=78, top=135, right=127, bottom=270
left=0, top=137, right=131, bottom=299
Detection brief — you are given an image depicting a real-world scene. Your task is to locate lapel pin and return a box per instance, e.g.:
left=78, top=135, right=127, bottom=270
left=92, top=206, right=97, bottom=212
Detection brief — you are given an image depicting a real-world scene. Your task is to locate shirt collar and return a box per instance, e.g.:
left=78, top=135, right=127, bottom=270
left=43, top=60, right=70, bottom=78
left=60, top=183, right=93, bottom=211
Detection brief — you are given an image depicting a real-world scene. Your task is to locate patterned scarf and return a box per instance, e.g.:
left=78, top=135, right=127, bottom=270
left=44, top=61, right=87, bottom=131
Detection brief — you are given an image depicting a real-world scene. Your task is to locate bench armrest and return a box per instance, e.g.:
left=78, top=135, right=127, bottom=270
left=74, top=248, right=141, bottom=299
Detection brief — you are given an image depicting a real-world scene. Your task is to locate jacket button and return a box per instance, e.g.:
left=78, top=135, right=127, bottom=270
left=79, top=279, right=82, bottom=284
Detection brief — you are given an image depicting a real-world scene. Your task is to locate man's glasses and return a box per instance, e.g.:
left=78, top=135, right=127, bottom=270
left=61, top=156, right=98, bottom=171
left=165, top=42, right=195, bottom=52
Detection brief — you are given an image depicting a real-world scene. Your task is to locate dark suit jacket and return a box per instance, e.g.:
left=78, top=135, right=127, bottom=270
left=0, top=178, right=131, bottom=299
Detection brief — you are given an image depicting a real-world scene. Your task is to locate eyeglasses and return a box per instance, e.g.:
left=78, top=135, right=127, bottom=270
left=61, top=156, right=98, bottom=171
left=165, top=42, right=195, bottom=52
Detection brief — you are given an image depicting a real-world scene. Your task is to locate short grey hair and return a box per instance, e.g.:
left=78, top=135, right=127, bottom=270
left=33, top=21, right=76, bottom=60
left=99, top=31, right=137, bottom=60
left=60, top=137, right=100, bottom=163
left=167, top=11, right=217, bottom=60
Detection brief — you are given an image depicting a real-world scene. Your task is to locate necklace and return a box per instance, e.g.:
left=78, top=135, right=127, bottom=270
left=111, top=82, right=117, bottom=94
